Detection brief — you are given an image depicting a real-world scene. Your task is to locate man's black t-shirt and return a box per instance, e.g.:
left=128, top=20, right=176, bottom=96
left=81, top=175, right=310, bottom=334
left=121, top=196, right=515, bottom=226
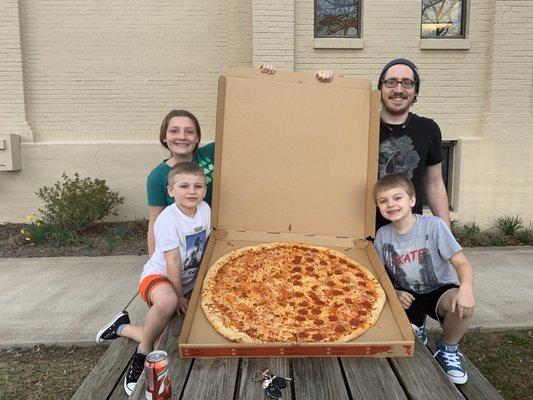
left=375, top=113, right=443, bottom=231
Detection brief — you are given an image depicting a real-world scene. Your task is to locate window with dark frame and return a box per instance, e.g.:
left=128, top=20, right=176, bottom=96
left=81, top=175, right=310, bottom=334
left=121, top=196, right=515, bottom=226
left=421, top=0, right=466, bottom=38
left=424, top=140, right=456, bottom=209
left=314, top=0, right=361, bottom=38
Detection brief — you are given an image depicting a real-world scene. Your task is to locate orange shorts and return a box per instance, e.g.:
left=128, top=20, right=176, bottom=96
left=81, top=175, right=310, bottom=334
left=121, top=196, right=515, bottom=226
left=139, top=274, right=172, bottom=307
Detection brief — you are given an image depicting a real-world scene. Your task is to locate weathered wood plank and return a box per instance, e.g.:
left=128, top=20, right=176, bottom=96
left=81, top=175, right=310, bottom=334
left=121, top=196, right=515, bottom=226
left=427, top=334, right=504, bottom=400
left=107, top=385, right=128, bottom=400
left=238, top=358, right=293, bottom=400
left=180, top=358, right=239, bottom=400
left=131, top=315, right=193, bottom=400
left=71, top=338, right=137, bottom=400
left=341, top=357, right=408, bottom=400
left=390, top=338, right=465, bottom=400
left=292, top=358, right=350, bottom=400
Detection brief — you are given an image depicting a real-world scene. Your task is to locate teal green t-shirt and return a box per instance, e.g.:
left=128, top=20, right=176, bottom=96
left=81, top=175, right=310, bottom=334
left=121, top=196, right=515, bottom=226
left=146, top=142, right=215, bottom=206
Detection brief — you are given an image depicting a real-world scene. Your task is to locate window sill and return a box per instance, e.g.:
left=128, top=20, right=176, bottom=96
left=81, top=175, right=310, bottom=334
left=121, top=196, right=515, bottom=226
left=420, top=38, right=470, bottom=50
left=313, top=38, right=364, bottom=49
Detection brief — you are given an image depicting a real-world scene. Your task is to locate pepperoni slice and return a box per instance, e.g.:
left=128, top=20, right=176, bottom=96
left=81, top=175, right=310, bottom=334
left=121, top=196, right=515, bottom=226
left=313, top=319, right=324, bottom=325
left=340, top=277, right=351, bottom=283
left=311, top=307, right=321, bottom=315
left=312, top=333, right=325, bottom=340
left=326, top=280, right=335, bottom=287
left=298, top=309, right=308, bottom=315
left=292, top=257, right=302, bottom=265
left=344, top=297, right=353, bottom=304
left=349, top=318, right=360, bottom=326
left=342, top=286, right=350, bottom=292
left=298, top=300, right=309, bottom=307
left=295, top=315, right=306, bottom=322
left=335, top=324, right=346, bottom=332
left=332, top=290, right=344, bottom=296
left=305, top=266, right=315, bottom=272
left=328, top=315, right=338, bottom=322
left=319, top=259, right=327, bottom=266
left=292, top=281, right=302, bottom=286
left=292, top=274, right=302, bottom=280
left=291, top=266, right=302, bottom=272
left=357, top=281, right=366, bottom=287
left=306, top=257, right=314, bottom=263
left=333, top=269, right=343, bottom=275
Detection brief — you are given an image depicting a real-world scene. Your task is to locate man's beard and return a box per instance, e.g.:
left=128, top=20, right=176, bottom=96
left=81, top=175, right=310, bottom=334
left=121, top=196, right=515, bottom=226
left=381, top=94, right=414, bottom=116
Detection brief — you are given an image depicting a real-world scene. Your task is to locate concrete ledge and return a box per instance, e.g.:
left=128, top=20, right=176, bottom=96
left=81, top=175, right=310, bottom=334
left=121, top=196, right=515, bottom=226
left=314, top=37, right=364, bottom=49
left=420, top=38, right=470, bottom=50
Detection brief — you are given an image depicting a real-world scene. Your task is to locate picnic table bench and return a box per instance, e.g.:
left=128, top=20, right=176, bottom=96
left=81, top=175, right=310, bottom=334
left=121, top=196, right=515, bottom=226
left=73, top=300, right=503, bottom=400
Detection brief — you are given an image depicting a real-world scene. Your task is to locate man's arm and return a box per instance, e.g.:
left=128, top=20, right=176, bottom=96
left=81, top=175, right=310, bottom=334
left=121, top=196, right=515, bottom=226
left=424, top=163, right=450, bottom=225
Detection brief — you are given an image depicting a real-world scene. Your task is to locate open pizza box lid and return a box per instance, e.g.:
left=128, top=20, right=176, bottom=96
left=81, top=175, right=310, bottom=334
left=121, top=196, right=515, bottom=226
left=179, top=67, right=414, bottom=357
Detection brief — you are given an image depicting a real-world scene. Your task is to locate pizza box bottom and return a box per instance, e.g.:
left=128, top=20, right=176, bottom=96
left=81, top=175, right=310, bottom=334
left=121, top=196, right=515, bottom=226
left=179, top=231, right=414, bottom=358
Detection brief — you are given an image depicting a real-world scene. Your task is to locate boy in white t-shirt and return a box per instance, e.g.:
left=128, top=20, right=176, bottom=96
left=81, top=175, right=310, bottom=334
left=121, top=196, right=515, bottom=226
left=96, top=162, right=211, bottom=395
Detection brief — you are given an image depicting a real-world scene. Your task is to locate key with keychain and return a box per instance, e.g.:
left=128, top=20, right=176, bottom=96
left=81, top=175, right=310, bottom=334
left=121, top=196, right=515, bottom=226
left=252, top=368, right=292, bottom=399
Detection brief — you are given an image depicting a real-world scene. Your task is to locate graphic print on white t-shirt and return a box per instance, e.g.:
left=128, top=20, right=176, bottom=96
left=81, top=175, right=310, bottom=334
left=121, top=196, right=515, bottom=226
left=183, top=228, right=207, bottom=274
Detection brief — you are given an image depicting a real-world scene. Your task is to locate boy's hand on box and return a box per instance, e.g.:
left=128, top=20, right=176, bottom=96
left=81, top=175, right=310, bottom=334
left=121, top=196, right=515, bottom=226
left=396, top=290, right=415, bottom=310
left=451, top=287, right=475, bottom=319
left=177, top=296, right=189, bottom=315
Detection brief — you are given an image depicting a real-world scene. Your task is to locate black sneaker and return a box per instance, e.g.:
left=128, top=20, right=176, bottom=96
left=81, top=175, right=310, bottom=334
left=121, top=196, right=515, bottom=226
left=124, top=351, right=146, bottom=395
left=95, top=310, right=130, bottom=343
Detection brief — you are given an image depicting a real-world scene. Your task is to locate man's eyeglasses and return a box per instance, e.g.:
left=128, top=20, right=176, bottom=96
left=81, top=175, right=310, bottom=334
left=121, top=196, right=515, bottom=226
left=382, top=78, right=416, bottom=89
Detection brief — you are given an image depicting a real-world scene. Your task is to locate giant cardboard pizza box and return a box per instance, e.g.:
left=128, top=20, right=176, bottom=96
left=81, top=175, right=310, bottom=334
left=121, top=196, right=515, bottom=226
left=179, top=67, right=414, bottom=357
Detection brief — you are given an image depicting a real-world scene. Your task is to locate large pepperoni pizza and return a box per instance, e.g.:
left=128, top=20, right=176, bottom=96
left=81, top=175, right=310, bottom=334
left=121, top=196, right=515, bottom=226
left=201, top=242, right=386, bottom=343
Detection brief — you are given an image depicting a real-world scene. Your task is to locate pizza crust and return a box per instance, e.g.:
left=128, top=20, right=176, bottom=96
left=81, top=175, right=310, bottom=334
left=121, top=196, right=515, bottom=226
left=201, top=242, right=386, bottom=343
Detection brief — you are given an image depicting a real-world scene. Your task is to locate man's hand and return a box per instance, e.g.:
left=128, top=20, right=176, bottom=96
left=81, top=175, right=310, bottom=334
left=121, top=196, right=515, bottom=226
left=316, top=70, right=335, bottom=82
left=259, top=64, right=276, bottom=74
left=396, top=290, right=415, bottom=310
left=451, top=287, right=475, bottom=319
left=176, top=296, right=189, bottom=315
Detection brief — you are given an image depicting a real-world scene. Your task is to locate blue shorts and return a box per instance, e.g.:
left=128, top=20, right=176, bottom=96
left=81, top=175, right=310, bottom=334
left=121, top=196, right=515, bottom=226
left=403, top=284, right=459, bottom=326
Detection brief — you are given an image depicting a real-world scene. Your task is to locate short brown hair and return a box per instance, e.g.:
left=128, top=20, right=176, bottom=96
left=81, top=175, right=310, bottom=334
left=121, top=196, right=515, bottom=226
left=373, top=173, right=416, bottom=202
left=167, top=162, right=206, bottom=186
left=159, top=109, right=201, bottom=152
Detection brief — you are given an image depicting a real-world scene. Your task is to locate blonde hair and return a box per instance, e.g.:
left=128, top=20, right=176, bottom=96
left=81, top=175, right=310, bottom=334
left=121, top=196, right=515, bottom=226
left=167, top=162, right=205, bottom=186
left=373, top=173, right=415, bottom=202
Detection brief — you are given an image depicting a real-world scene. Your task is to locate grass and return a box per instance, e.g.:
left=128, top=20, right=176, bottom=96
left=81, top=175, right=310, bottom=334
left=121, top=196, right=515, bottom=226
left=0, top=330, right=530, bottom=400
left=0, top=345, right=107, bottom=400
left=460, top=329, right=532, bottom=400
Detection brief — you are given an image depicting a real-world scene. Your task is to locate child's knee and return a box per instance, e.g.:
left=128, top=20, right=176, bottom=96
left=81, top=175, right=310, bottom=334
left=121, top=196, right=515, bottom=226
left=152, top=291, right=178, bottom=315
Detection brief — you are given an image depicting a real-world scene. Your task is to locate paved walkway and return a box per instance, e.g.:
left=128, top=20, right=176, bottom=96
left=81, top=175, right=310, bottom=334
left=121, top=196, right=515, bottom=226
left=0, top=247, right=531, bottom=348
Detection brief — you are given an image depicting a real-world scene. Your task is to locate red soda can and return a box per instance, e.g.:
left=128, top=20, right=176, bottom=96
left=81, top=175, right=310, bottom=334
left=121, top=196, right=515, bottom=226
left=144, top=350, right=171, bottom=400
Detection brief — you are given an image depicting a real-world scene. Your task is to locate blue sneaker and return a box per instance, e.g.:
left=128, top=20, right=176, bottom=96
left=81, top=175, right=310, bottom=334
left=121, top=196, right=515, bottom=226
left=434, top=340, right=468, bottom=384
left=410, top=315, right=427, bottom=344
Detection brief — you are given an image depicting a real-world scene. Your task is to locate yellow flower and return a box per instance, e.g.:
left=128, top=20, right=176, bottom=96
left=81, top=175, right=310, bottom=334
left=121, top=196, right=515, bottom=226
left=25, top=213, right=36, bottom=222
left=20, top=229, right=26, bottom=235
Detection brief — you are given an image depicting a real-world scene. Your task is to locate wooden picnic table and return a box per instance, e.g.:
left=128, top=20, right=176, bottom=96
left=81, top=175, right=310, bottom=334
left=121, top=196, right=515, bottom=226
left=73, top=314, right=503, bottom=400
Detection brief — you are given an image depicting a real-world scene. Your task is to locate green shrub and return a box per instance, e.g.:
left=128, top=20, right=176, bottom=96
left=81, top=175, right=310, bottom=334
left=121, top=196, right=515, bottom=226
left=495, top=215, right=524, bottom=237
left=22, top=220, right=83, bottom=247
left=36, top=173, right=124, bottom=232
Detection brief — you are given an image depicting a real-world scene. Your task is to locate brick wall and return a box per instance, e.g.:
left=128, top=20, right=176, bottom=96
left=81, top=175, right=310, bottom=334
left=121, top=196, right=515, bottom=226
left=17, top=0, right=252, bottom=142
left=1, top=0, right=532, bottom=227
left=0, top=0, right=32, bottom=140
